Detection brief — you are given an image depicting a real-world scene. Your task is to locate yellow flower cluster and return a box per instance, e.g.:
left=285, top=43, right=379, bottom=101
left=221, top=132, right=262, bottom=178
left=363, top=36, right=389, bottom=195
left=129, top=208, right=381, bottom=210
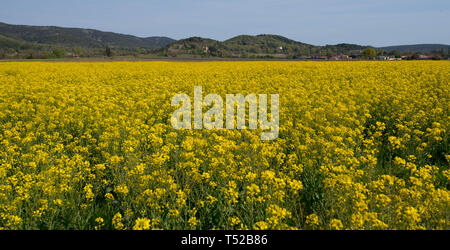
left=0, top=61, right=448, bottom=230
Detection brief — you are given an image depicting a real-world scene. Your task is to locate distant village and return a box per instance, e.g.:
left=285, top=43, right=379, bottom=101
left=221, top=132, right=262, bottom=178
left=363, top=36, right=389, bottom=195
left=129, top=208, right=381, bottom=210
left=199, top=45, right=450, bottom=61
left=328, top=54, right=402, bottom=61
left=327, top=54, right=439, bottom=61
left=325, top=48, right=448, bottom=61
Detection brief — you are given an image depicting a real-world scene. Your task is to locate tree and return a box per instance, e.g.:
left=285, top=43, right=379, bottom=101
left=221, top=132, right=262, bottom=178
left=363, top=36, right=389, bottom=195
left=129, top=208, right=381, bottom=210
left=104, top=46, right=113, bottom=57
left=326, top=49, right=334, bottom=58
left=388, top=49, right=401, bottom=58
left=137, top=48, right=147, bottom=55
left=52, top=48, right=65, bottom=58
left=376, top=49, right=385, bottom=56
left=362, top=48, right=376, bottom=59
left=73, top=47, right=83, bottom=57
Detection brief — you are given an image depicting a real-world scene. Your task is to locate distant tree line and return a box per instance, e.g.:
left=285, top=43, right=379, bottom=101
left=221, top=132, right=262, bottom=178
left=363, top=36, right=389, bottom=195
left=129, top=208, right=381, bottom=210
left=0, top=45, right=158, bottom=59
left=1, top=42, right=449, bottom=60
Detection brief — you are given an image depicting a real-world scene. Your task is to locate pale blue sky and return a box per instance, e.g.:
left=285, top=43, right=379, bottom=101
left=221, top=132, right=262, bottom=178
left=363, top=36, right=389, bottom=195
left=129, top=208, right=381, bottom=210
left=1, top=0, right=449, bottom=46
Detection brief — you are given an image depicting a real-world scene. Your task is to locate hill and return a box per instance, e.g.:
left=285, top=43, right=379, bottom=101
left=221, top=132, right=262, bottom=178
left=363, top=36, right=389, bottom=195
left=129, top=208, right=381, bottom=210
left=163, top=37, right=223, bottom=56
left=0, top=34, right=45, bottom=50
left=379, top=44, right=450, bottom=53
left=0, top=22, right=175, bottom=50
left=163, top=34, right=370, bottom=58
left=223, top=34, right=317, bottom=56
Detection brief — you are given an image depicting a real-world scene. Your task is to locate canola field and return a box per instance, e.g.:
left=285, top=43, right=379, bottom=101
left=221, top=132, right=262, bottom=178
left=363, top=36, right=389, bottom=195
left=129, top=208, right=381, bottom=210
left=0, top=61, right=448, bottom=230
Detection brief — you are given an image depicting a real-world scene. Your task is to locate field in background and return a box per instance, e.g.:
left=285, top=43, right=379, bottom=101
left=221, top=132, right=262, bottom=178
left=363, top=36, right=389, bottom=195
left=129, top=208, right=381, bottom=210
left=0, top=61, right=448, bottom=229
